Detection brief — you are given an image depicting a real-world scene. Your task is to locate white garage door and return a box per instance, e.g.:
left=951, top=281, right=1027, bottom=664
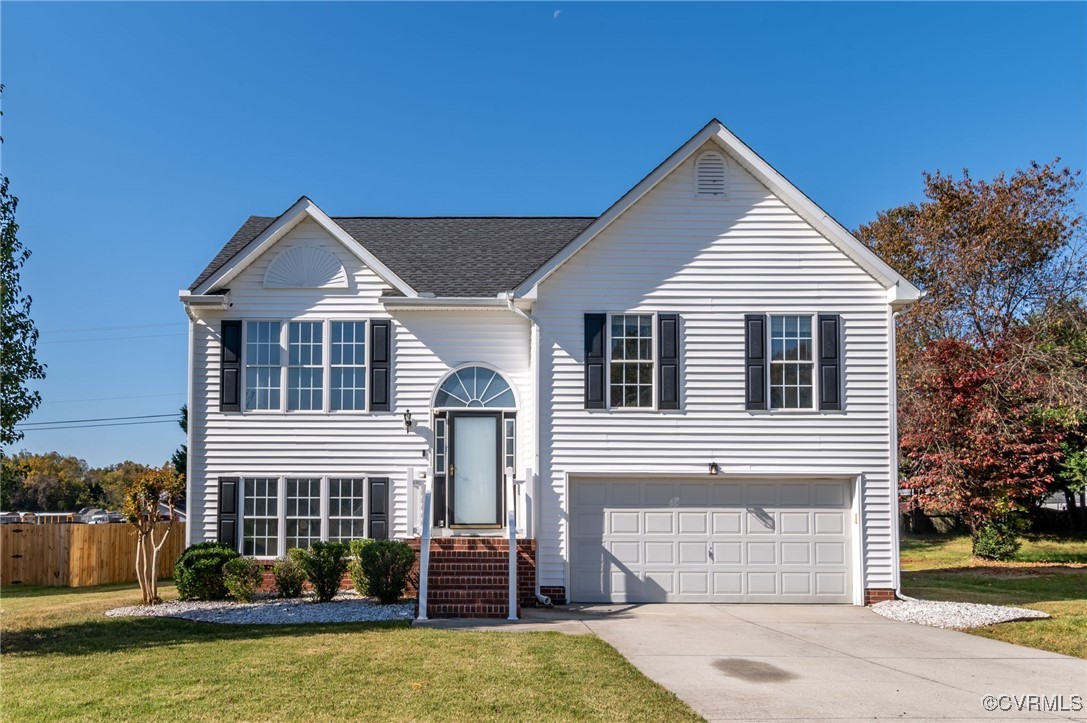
left=569, top=478, right=853, bottom=604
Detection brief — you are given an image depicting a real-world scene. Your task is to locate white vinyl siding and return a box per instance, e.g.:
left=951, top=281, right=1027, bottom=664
left=536, top=142, right=897, bottom=595
left=188, top=219, right=535, bottom=547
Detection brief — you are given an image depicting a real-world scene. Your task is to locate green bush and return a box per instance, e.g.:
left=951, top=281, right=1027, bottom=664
left=973, top=518, right=1023, bottom=561
left=174, top=542, right=240, bottom=600
left=272, top=552, right=307, bottom=598
left=222, top=557, right=264, bottom=603
left=295, top=541, right=349, bottom=602
left=348, top=538, right=374, bottom=595
left=358, top=540, right=416, bottom=604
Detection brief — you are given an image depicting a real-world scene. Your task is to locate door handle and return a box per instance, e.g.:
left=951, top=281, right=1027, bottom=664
left=449, top=464, right=455, bottom=477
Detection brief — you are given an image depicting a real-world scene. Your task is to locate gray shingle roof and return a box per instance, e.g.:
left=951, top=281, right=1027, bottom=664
left=190, top=215, right=597, bottom=297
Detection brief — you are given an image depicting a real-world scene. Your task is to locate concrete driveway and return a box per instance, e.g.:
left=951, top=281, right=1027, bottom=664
left=566, top=604, right=1086, bottom=721
left=421, top=604, right=1086, bottom=721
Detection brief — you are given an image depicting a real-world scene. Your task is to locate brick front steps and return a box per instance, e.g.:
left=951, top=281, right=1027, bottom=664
left=409, top=538, right=536, bottom=619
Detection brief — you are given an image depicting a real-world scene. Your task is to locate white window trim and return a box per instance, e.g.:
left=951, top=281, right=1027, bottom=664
left=238, top=474, right=371, bottom=559
left=765, top=312, right=818, bottom=413
left=605, top=311, right=658, bottom=411
left=241, top=318, right=371, bottom=415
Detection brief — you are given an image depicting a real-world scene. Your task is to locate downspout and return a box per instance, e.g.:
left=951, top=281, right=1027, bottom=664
left=504, top=292, right=552, bottom=607
left=183, top=303, right=196, bottom=547
left=889, top=307, right=904, bottom=601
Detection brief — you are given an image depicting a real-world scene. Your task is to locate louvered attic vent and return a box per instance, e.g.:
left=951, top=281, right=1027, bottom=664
left=695, top=150, right=728, bottom=197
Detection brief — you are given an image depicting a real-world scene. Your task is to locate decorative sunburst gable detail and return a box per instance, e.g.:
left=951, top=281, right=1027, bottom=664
left=263, top=245, right=349, bottom=289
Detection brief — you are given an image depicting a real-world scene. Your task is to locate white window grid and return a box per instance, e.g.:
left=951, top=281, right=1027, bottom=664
left=769, top=314, right=814, bottom=409
left=328, top=478, right=367, bottom=542
left=608, top=313, right=655, bottom=409
left=245, top=321, right=282, bottom=410
left=504, top=417, right=515, bottom=472
left=433, top=416, right=447, bottom=474
left=285, top=478, right=322, bottom=550
left=331, top=321, right=367, bottom=411
left=287, top=322, right=323, bottom=411
left=242, top=478, right=279, bottom=556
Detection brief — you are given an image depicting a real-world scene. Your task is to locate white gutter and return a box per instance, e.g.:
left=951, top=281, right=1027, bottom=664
left=889, top=307, right=904, bottom=600
left=179, top=290, right=230, bottom=308
left=183, top=304, right=196, bottom=546
left=502, top=292, right=551, bottom=607
left=382, top=296, right=533, bottom=311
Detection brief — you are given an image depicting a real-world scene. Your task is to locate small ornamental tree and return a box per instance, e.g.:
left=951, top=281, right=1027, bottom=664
left=122, top=464, right=185, bottom=604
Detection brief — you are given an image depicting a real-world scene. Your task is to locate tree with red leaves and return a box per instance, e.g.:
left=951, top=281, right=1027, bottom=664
left=858, top=160, right=1087, bottom=550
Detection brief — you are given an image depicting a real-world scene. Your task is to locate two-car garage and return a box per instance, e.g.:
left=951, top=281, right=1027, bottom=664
left=568, top=477, right=857, bottom=604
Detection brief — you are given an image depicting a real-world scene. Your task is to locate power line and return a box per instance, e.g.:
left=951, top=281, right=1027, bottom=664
left=42, top=321, right=183, bottom=334
left=16, top=419, right=178, bottom=432
left=41, top=392, right=186, bottom=404
left=17, top=413, right=177, bottom=427
left=39, top=332, right=187, bottom=345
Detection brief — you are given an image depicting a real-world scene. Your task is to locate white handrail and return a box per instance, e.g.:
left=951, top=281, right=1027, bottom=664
left=506, top=467, right=518, bottom=621
left=416, top=472, right=433, bottom=621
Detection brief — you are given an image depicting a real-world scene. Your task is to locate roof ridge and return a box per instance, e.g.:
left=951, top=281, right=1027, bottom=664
left=332, top=215, right=599, bottom=220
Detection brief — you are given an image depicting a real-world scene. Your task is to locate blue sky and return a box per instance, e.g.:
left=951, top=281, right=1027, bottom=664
left=2, top=2, right=1084, bottom=468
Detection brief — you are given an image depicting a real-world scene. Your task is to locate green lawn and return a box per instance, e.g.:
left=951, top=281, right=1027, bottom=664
left=901, top=534, right=1087, bottom=658
left=0, top=584, right=701, bottom=722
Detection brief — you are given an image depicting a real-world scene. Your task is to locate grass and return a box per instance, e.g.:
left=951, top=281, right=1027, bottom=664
left=901, top=534, right=1087, bottom=658
left=0, top=583, right=701, bottom=722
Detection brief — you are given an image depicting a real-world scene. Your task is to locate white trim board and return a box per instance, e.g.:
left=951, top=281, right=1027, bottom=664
left=192, top=196, right=417, bottom=298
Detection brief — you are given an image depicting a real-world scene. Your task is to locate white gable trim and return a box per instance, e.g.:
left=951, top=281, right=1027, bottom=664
left=515, top=120, right=921, bottom=304
left=192, top=197, right=417, bottom=297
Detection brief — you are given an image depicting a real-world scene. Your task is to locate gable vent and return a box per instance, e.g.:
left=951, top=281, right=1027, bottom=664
left=695, top=150, right=728, bottom=198
left=264, top=245, right=349, bottom=289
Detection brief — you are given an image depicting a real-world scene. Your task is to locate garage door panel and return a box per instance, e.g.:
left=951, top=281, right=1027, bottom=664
left=570, top=479, right=853, bottom=604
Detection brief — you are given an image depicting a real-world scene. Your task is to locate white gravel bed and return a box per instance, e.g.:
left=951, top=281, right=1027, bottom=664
left=871, top=597, right=1049, bottom=629
left=105, top=592, right=415, bottom=625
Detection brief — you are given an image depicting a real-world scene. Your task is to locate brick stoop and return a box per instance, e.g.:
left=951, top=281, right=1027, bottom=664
left=408, top=538, right=536, bottom=619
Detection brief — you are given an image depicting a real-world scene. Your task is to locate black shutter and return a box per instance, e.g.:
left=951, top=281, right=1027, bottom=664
left=658, top=314, right=680, bottom=410
left=218, top=477, right=238, bottom=547
left=370, top=320, right=391, bottom=412
left=368, top=477, right=389, bottom=539
left=220, top=320, right=242, bottom=412
left=584, top=313, right=606, bottom=409
left=745, top=314, right=768, bottom=410
left=818, top=314, right=842, bottom=411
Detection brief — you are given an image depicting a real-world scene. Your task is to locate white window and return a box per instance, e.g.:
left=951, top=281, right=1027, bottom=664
left=240, top=476, right=370, bottom=556
left=328, top=478, right=366, bottom=541
left=331, top=321, right=367, bottom=411
left=285, top=478, right=321, bottom=550
left=769, top=315, right=814, bottom=409
left=242, top=478, right=279, bottom=556
left=287, top=322, right=323, bottom=411
left=609, top=314, right=654, bottom=408
left=245, top=322, right=281, bottom=410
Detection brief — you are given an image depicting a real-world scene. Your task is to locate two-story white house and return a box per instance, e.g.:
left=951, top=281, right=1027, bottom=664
left=180, top=119, right=919, bottom=617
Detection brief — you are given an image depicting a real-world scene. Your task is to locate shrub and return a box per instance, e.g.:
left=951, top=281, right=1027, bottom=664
left=972, top=518, right=1023, bottom=561
left=174, top=542, right=240, bottom=600
left=358, top=540, right=416, bottom=604
left=223, top=557, right=264, bottom=603
left=295, top=541, right=349, bottom=602
left=272, top=552, right=307, bottom=598
left=348, top=538, right=374, bottom=595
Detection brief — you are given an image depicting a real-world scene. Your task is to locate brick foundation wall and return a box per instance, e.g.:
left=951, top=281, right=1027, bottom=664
left=864, top=588, right=897, bottom=604
left=539, top=586, right=567, bottom=605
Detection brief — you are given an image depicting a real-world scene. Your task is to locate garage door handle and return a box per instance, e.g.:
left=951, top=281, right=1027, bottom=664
left=708, top=545, right=714, bottom=560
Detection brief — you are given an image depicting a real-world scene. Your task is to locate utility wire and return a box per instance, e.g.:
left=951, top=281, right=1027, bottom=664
left=43, top=321, right=183, bottom=334
left=17, top=413, right=177, bottom=427
left=40, top=332, right=187, bottom=344
left=42, top=392, right=186, bottom=404
left=16, top=420, right=178, bottom=432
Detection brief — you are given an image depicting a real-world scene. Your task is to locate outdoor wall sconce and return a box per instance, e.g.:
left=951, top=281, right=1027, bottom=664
left=708, top=462, right=720, bottom=476
left=403, top=409, right=413, bottom=433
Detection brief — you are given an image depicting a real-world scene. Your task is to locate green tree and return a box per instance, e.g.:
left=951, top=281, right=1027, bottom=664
left=3, top=451, right=101, bottom=511
left=87, top=460, right=155, bottom=509
left=0, top=86, right=46, bottom=447
left=171, top=404, right=187, bottom=477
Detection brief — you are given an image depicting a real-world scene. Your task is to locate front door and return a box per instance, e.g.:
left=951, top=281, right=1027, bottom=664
left=448, top=411, right=503, bottom=527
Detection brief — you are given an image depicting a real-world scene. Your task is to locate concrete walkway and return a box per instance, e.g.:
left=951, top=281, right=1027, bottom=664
left=416, top=604, right=1087, bottom=721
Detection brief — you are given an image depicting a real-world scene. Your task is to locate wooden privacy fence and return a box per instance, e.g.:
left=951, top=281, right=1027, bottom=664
left=0, top=523, right=185, bottom=587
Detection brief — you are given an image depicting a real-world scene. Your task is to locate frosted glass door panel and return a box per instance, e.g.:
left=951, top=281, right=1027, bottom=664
left=452, top=415, right=499, bottom=525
